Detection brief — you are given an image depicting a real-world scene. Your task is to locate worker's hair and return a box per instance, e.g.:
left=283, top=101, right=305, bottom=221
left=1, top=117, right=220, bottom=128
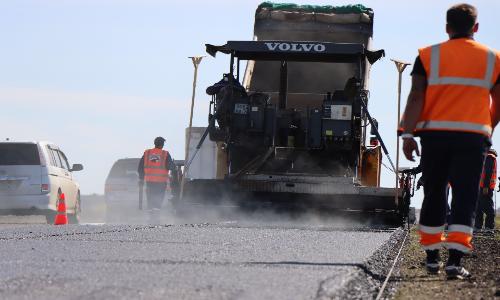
left=154, top=136, right=165, bottom=147
left=446, top=3, right=477, bottom=35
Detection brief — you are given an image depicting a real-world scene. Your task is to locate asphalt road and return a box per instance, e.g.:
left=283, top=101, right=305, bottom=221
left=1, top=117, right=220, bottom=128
left=0, top=218, right=396, bottom=300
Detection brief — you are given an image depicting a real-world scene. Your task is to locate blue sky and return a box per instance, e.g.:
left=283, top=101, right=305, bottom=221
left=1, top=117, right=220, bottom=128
left=1, top=0, right=499, bottom=207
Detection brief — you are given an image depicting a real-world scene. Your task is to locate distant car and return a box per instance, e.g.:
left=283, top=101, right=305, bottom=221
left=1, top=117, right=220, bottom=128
left=105, top=158, right=175, bottom=218
left=104, top=158, right=141, bottom=216
left=0, top=141, right=83, bottom=223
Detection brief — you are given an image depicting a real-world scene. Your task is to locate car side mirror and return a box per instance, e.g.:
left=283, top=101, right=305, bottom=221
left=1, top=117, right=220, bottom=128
left=71, top=164, right=84, bottom=172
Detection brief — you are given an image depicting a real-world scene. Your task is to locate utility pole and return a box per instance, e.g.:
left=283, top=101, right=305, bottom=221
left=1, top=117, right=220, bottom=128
left=391, top=59, right=411, bottom=206
left=180, top=56, right=204, bottom=201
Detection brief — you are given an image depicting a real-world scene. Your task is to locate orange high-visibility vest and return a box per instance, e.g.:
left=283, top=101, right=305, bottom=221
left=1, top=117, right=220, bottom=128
left=416, top=39, right=500, bottom=137
left=480, top=154, right=497, bottom=189
left=143, top=148, right=169, bottom=183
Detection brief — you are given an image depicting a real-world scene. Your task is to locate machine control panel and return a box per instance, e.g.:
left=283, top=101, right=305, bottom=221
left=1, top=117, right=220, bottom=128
left=330, top=105, right=352, bottom=120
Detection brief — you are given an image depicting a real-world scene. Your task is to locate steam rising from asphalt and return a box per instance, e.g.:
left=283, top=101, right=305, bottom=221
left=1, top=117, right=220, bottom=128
left=80, top=191, right=389, bottom=230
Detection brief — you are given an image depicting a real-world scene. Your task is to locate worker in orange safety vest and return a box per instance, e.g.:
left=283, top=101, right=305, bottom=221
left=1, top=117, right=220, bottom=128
left=399, top=4, right=500, bottom=279
left=474, top=148, right=497, bottom=230
left=138, top=137, right=178, bottom=210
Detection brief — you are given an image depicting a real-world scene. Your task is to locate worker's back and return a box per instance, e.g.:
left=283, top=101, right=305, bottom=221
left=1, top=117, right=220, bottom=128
left=416, top=38, right=499, bottom=136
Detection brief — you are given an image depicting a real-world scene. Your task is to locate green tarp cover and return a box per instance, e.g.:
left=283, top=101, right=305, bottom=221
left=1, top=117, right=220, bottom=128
left=257, top=2, right=371, bottom=14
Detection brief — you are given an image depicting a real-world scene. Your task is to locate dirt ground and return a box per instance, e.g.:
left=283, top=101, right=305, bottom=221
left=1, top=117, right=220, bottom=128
left=393, top=218, right=499, bottom=300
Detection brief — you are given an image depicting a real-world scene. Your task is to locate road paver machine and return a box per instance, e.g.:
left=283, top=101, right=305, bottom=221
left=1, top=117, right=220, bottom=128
left=180, top=3, right=408, bottom=224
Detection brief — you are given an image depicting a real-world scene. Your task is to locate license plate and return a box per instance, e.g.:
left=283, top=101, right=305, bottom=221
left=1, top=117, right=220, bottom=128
left=0, top=181, right=19, bottom=191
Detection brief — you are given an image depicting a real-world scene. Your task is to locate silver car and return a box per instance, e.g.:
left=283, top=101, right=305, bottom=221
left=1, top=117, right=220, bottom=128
left=105, top=158, right=175, bottom=221
left=104, top=158, right=141, bottom=220
left=0, top=141, right=84, bottom=223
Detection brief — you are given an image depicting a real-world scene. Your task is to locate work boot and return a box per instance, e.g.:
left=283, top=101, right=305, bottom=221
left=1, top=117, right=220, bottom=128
left=484, top=227, right=495, bottom=235
left=425, top=250, right=443, bottom=274
left=445, top=249, right=471, bottom=280
left=445, top=265, right=471, bottom=280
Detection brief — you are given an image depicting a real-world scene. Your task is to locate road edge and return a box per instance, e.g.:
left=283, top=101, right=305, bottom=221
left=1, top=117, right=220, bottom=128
left=316, top=228, right=407, bottom=299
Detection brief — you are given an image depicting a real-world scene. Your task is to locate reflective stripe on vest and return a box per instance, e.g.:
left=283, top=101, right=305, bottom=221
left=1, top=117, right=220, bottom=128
left=144, top=149, right=169, bottom=183
left=416, top=120, right=492, bottom=136
left=429, top=44, right=496, bottom=89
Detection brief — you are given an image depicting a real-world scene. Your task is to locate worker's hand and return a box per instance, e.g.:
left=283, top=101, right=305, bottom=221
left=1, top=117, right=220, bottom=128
left=482, top=187, right=489, bottom=195
left=416, top=177, right=423, bottom=190
left=403, top=137, right=420, bottom=162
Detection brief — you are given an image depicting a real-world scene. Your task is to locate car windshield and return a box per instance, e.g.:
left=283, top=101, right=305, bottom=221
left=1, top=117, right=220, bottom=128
left=0, top=143, right=40, bottom=165
left=109, top=159, right=140, bottom=178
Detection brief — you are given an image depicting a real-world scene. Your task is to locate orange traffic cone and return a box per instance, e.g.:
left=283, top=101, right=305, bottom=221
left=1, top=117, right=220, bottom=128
left=54, top=193, right=68, bottom=225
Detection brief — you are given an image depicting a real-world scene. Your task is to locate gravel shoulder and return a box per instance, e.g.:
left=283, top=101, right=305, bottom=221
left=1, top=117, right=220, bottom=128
left=393, top=218, right=500, bottom=300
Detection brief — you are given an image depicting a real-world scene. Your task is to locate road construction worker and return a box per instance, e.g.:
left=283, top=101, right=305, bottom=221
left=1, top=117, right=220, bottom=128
left=138, top=137, right=178, bottom=210
left=400, top=4, right=500, bottom=279
left=474, top=148, right=497, bottom=231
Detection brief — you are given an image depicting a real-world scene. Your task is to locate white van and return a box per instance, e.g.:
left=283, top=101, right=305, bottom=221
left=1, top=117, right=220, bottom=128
left=0, top=141, right=83, bottom=223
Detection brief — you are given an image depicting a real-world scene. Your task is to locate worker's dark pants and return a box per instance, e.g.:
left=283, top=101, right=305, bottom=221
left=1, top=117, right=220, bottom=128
left=419, top=132, right=488, bottom=228
left=474, top=193, right=496, bottom=229
left=146, top=182, right=167, bottom=210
